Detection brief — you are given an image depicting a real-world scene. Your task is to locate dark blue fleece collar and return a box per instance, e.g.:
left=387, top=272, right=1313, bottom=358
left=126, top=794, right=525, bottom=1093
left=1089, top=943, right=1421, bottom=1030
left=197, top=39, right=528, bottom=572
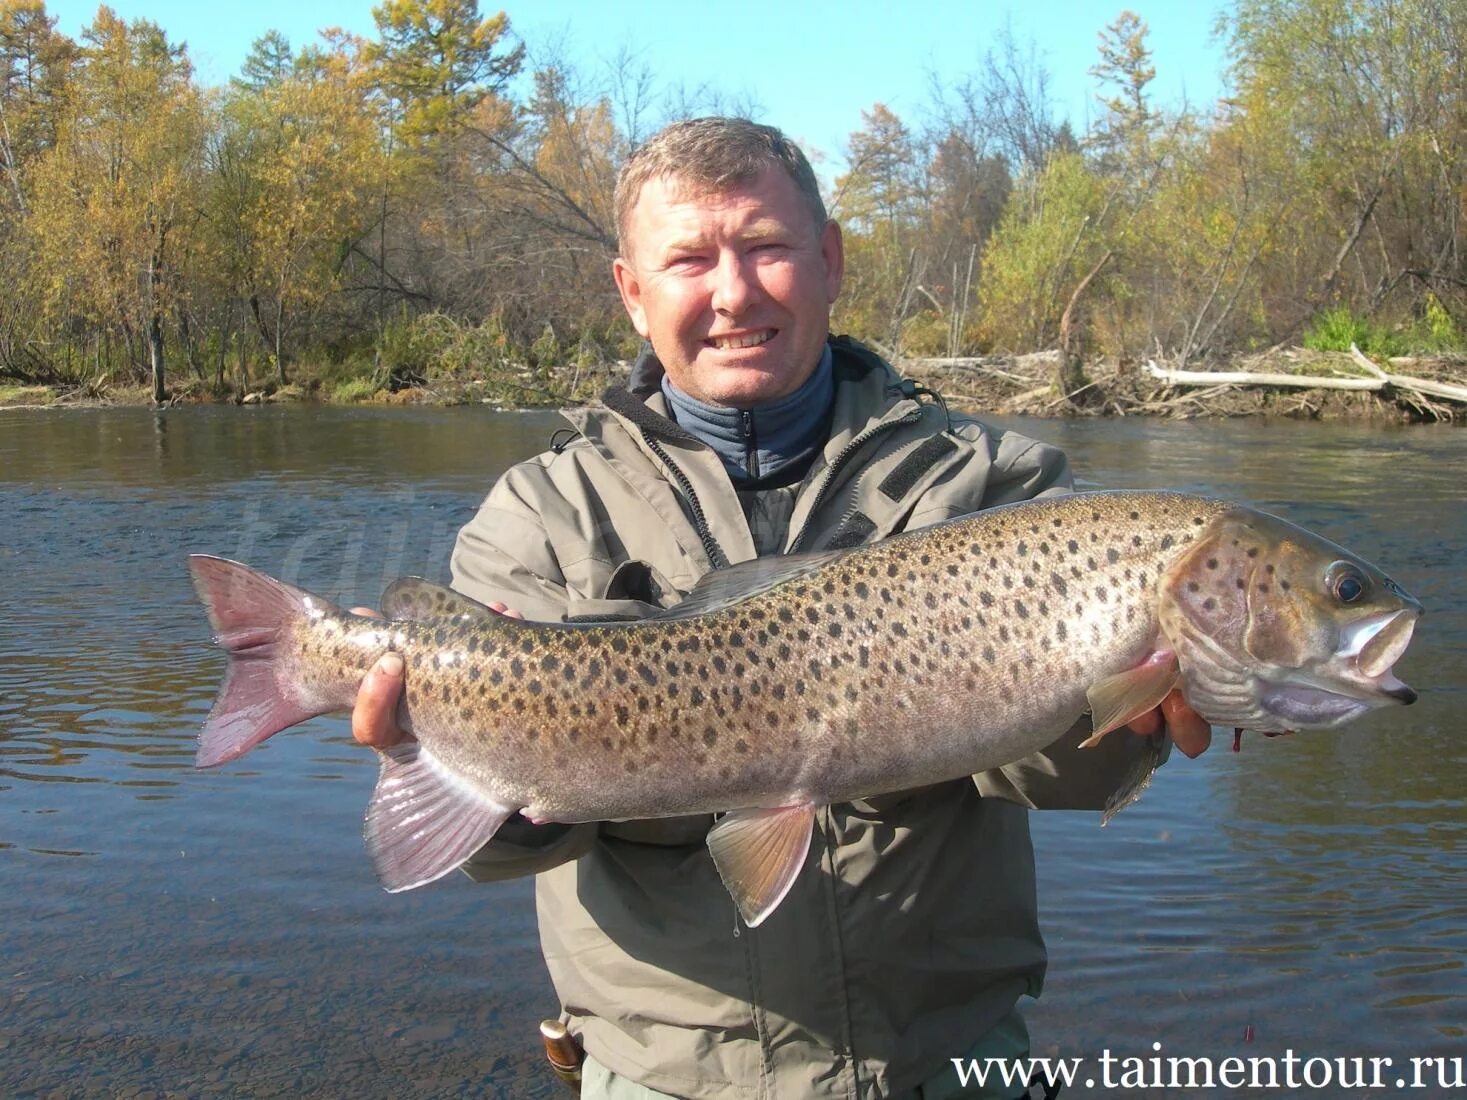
left=660, top=345, right=833, bottom=486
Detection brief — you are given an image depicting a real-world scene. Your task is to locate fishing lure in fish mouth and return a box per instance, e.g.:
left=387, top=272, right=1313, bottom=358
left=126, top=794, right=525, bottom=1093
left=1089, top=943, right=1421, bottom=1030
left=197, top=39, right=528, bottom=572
left=188, top=490, right=1422, bottom=928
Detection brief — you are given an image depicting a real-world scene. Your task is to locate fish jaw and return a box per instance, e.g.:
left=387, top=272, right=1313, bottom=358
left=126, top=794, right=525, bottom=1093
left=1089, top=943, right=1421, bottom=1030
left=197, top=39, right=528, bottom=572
left=1255, top=607, right=1420, bottom=728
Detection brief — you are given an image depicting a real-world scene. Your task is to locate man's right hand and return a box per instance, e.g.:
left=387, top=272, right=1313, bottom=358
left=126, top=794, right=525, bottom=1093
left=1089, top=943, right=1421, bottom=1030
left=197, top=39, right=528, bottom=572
left=350, top=602, right=523, bottom=749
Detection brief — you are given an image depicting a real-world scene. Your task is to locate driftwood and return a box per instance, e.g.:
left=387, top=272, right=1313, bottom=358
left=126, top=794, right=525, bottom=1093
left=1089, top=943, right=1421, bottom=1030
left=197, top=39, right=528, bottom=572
left=1145, top=345, right=1467, bottom=405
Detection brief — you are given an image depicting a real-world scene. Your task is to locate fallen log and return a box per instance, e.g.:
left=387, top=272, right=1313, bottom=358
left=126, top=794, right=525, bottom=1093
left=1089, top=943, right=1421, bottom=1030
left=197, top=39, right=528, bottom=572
left=1145, top=349, right=1467, bottom=405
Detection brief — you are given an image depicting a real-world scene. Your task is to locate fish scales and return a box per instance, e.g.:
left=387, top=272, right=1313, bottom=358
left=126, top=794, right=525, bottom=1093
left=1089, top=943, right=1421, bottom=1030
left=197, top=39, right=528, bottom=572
left=287, top=493, right=1230, bottom=820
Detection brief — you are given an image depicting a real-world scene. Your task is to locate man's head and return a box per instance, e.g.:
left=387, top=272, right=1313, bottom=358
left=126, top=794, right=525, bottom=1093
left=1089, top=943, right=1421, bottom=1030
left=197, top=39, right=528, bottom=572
left=612, top=118, right=844, bottom=409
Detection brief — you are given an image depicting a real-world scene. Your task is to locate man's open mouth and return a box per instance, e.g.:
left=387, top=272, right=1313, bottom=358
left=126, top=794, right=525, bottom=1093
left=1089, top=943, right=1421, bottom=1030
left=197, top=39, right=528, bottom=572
left=706, top=329, right=775, bottom=350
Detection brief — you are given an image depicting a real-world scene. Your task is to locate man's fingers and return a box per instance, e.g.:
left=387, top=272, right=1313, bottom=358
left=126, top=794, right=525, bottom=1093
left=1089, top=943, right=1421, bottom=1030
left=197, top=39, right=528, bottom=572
left=1161, top=690, right=1212, bottom=758
left=353, top=651, right=405, bottom=749
left=486, top=601, right=524, bottom=620
left=351, top=606, right=384, bottom=620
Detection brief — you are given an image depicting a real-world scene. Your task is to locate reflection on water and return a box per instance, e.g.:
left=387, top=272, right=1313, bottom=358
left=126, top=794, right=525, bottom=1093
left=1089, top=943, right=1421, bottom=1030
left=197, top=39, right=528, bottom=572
left=1, top=407, right=1462, bottom=1096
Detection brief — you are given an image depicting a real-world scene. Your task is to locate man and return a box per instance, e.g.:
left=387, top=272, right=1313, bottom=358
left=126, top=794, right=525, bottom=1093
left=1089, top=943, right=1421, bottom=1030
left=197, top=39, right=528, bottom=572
left=354, top=117, right=1209, bottom=1099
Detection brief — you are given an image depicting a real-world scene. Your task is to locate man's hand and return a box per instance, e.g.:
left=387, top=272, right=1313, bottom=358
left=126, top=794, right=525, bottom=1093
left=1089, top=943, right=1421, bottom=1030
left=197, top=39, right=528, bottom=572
left=1126, top=689, right=1211, bottom=758
left=350, top=602, right=523, bottom=750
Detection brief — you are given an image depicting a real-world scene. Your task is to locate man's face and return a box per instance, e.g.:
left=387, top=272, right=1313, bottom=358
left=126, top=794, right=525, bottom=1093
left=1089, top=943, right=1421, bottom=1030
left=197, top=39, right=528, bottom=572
left=612, top=166, right=844, bottom=409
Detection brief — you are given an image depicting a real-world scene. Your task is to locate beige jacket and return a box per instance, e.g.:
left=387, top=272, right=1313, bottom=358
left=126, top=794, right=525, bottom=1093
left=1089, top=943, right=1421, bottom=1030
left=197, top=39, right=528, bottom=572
left=449, top=337, right=1155, bottom=1099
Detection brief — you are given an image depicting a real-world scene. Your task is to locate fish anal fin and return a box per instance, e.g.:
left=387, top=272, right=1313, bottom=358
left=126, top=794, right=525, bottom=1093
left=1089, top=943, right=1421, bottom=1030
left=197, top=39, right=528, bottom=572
left=706, top=804, right=816, bottom=928
left=1082, top=651, right=1181, bottom=747
left=380, top=577, right=500, bottom=624
left=365, top=742, right=516, bottom=892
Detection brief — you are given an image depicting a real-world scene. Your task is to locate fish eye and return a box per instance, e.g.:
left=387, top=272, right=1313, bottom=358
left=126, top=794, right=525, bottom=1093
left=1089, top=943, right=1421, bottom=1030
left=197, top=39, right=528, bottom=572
left=1326, top=561, right=1366, bottom=604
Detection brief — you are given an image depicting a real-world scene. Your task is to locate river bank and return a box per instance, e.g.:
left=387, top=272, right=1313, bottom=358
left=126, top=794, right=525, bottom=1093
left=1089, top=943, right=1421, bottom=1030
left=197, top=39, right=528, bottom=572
left=5, top=347, right=1465, bottom=422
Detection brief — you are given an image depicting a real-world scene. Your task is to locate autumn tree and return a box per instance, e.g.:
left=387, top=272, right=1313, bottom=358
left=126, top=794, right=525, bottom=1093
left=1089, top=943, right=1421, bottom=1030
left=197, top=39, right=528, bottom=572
left=28, top=8, right=203, bottom=401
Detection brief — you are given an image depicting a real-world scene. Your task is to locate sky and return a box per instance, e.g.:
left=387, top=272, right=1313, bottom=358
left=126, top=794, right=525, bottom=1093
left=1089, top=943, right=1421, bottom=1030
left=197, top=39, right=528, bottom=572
left=46, top=0, right=1232, bottom=173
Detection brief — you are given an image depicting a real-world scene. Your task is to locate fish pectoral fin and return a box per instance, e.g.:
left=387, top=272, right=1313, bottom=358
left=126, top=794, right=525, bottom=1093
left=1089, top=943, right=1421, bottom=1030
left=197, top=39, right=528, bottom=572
left=380, top=578, right=502, bottom=625
left=706, top=804, right=816, bottom=928
left=365, top=742, right=516, bottom=892
left=1081, top=652, right=1181, bottom=747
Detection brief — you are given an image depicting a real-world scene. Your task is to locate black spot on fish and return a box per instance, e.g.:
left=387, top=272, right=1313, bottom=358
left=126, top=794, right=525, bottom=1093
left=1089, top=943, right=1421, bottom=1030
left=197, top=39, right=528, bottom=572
left=998, top=625, right=1010, bottom=643
left=1017, top=541, right=1028, bottom=556
left=729, top=631, right=744, bottom=647
left=893, top=622, right=908, bottom=638
left=806, top=708, right=820, bottom=723
left=980, top=592, right=994, bottom=607
left=828, top=622, right=843, bottom=638
left=772, top=683, right=786, bottom=701
left=468, top=666, right=480, bottom=682
left=1050, top=573, right=1068, bottom=597
left=703, top=728, right=718, bottom=746
left=923, top=593, right=938, bottom=610
left=797, top=628, right=811, bottom=643
left=613, top=668, right=628, bottom=685
left=1067, top=539, right=1079, bottom=554
left=528, top=679, right=542, bottom=695
left=1056, top=621, right=1067, bottom=642
left=1207, top=558, right=1218, bottom=570
left=804, top=607, right=819, bottom=624
left=1188, top=581, right=1200, bottom=592
left=665, top=660, right=679, bottom=676
left=1247, top=546, right=1258, bottom=557
left=855, top=581, right=869, bottom=598
left=887, top=563, right=899, bottom=578
left=712, top=655, right=727, bottom=674
left=982, top=644, right=995, bottom=664
left=521, top=636, right=536, bottom=655
left=510, top=657, right=525, bottom=679
left=610, top=635, right=628, bottom=653
left=1129, top=510, right=1140, bottom=521
left=540, top=654, right=559, bottom=672
left=637, top=696, right=650, bottom=712
left=1160, top=534, right=1174, bottom=551
left=489, top=669, right=503, bottom=687
left=1015, top=600, right=1029, bottom=619
left=1203, top=597, right=1217, bottom=611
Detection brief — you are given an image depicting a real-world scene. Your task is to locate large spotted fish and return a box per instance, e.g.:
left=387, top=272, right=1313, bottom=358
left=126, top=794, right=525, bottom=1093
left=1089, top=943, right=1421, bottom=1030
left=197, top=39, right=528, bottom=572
left=189, top=491, right=1421, bottom=926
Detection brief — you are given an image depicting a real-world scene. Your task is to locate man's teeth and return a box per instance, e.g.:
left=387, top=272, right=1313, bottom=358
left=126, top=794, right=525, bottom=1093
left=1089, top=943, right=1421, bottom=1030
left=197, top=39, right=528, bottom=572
left=710, top=331, right=773, bottom=350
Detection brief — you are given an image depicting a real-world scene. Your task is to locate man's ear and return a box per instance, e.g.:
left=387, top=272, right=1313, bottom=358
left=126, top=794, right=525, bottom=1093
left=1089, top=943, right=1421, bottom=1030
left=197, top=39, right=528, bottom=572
left=820, top=220, right=845, bottom=304
left=612, top=257, right=650, bottom=338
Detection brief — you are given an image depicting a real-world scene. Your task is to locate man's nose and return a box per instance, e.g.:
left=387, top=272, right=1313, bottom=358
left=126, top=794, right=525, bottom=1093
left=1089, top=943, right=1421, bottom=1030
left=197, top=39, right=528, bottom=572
left=710, top=251, right=758, bottom=315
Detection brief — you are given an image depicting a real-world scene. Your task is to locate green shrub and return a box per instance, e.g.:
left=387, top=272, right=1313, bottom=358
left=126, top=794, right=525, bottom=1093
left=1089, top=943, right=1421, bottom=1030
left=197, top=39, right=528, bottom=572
left=332, top=378, right=380, bottom=403
left=1303, top=307, right=1402, bottom=357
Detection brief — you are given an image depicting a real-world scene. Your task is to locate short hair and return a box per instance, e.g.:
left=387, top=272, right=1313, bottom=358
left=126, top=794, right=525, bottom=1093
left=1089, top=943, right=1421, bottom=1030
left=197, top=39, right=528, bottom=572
left=614, top=117, right=828, bottom=256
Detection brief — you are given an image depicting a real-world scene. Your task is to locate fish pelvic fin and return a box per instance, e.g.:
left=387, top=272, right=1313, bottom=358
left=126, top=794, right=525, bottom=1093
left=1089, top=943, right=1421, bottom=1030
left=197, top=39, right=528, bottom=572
left=706, top=804, right=816, bottom=928
left=1081, top=649, right=1181, bottom=748
left=188, top=555, right=338, bottom=768
left=365, top=742, right=517, bottom=891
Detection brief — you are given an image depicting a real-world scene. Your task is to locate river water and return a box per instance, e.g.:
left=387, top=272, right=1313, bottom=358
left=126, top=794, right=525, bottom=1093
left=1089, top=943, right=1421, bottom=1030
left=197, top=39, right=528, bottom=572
left=0, top=406, right=1461, bottom=1098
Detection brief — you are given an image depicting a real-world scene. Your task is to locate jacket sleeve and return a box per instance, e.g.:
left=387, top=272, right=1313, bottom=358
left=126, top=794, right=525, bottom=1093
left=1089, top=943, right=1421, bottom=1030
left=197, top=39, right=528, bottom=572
left=449, top=457, right=659, bottom=882
left=946, top=419, right=1174, bottom=812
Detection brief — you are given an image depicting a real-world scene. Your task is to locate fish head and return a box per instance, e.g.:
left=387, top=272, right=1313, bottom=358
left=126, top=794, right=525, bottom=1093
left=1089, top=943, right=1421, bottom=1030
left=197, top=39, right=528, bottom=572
left=1157, top=506, right=1421, bottom=731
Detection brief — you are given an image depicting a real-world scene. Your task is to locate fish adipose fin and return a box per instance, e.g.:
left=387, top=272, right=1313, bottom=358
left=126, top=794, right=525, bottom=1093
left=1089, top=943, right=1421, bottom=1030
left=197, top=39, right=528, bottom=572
left=188, top=555, right=337, bottom=768
left=365, top=742, right=517, bottom=891
left=381, top=578, right=501, bottom=624
left=1081, top=650, right=1181, bottom=748
left=706, top=804, right=816, bottom=928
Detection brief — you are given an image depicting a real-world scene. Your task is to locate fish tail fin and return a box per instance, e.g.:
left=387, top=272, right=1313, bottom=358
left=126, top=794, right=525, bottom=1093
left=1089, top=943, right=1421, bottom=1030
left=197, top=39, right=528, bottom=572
left=188, top=555, right=336, bottom=768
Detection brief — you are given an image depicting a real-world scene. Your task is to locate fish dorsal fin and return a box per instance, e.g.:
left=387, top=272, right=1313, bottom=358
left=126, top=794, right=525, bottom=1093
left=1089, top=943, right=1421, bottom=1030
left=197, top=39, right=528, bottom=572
left=655, top=551, right=848, bottom=621
left=706, top=803, right=816, bottom=928
left=381, top=578, right=498, bottom=624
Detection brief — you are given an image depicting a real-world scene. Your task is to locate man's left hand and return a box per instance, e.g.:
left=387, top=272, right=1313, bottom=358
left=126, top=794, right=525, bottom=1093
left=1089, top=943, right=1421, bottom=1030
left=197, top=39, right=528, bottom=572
left=1126, top=690, right=1211, bottom=758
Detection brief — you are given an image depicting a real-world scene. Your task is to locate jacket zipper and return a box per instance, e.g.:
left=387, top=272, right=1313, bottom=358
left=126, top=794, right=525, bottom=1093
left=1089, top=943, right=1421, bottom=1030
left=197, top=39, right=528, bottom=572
left=787, top=407, right=922, bottom=554
left=741, top=410, right=758, bottom=481
left=640, top=432, right=731, bottom=571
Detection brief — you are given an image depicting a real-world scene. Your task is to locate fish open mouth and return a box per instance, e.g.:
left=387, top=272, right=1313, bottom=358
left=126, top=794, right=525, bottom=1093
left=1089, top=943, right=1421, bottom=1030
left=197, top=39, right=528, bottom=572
left=1261, top=609, right=1420, bottom=727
